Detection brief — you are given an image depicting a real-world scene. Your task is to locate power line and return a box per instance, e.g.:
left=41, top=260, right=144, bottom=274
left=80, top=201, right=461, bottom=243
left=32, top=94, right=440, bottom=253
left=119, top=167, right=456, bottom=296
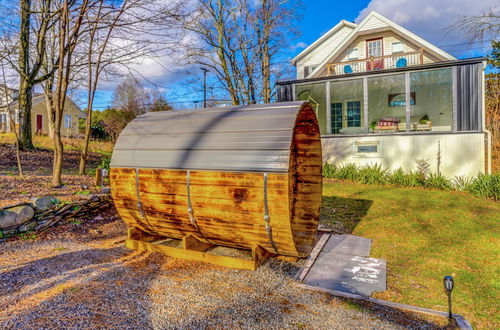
left=437, top=39, right=494, bottom=48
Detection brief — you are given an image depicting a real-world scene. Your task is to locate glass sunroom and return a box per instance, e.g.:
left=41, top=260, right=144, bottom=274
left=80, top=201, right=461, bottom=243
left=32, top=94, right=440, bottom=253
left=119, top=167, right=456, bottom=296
left=277, top=58, right=484, bottom=137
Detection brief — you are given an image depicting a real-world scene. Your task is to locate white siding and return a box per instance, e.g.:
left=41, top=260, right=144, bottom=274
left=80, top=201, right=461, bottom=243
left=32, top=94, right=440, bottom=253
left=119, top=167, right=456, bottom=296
left=296, top=26, right=354, bottom=79
left=358, top=15, right=388, bottom=32
left=322, top=133, right=485, bottom=178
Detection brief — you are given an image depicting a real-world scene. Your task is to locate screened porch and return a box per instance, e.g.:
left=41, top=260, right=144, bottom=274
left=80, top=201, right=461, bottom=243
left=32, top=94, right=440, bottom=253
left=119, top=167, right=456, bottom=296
left=277, top=58, right=484, bottom=137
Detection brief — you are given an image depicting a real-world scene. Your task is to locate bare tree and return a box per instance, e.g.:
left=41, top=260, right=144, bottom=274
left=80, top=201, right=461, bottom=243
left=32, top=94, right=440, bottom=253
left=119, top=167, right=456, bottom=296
left=17, top=0, right=60, bottom=150
left=451, top=7, right=500, bottom=41
left=79, top=0, right=129, bottom=175
left=112, top=76, right=149, bottom=115
left=78, top=0, right=184, bottom=174
left=183, top=0, right=299, bottom=105
left=0, top=61, right=24, bottom=179
left=51, top=0, right=90, bottom=187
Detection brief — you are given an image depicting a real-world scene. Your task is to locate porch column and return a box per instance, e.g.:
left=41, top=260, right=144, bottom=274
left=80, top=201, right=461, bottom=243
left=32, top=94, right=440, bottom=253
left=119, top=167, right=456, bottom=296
left=452, top=66, right=458, bottom=132
left=326, top=81, right=331, bottom=134
left=363, top=77, right=368, bottom=133
left=405, top=72, right=410, bottom=132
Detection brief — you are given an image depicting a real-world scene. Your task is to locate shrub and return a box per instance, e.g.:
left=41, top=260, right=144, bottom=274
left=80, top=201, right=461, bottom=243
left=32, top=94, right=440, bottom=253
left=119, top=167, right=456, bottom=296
left=322, top=163, right=338, bottom=178
left=466, top=173, right=500, bottom=201
left=99, top=156, right=111, bottom=170
left=415, top=159, right=431, bottom=184
left=425, top=172, right=453, bottom=190
left=335, top=163, right=359, bottom=181
left=321, top=161, right=499, bottom=201
left=453, top=175, right=473, bottom=191
left=357, top=163, right=389, bottom=185
left=389, top=168, right=420, bottom=187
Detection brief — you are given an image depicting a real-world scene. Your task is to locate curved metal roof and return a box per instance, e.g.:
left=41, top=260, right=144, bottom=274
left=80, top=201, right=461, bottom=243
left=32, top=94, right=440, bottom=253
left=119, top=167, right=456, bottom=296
left=110, top=101, right=309, bottom=173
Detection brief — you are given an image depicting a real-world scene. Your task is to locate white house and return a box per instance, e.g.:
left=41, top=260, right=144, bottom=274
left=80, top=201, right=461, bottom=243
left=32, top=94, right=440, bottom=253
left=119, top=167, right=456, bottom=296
left=277, top=11, right=490, bottom=178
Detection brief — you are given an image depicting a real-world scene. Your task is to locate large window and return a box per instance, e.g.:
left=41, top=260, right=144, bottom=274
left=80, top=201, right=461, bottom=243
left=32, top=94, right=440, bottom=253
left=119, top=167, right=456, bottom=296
left=289, top=67, right=459, bottom=136
left=368, top=74, right=406, bottom=133
left=329, top=79, right=364, bottom=134
left=296, top=83, right=326, bottom=134
left=410, top=68, right=453, bottom=132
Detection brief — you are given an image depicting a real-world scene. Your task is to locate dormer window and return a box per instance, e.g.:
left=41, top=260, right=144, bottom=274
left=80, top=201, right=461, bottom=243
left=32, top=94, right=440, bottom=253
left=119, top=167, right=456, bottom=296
left=392, top=42, right=404, bottom=53
left=303, top=65, right=318, bottom=78
left=347, top=48, right=358, bottom=60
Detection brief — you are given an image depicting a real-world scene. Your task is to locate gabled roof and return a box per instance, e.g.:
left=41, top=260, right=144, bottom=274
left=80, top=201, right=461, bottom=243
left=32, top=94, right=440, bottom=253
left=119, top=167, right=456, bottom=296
left=309, top=11, right=456, bottom=78
left=291, top=20, right=357, bottom=65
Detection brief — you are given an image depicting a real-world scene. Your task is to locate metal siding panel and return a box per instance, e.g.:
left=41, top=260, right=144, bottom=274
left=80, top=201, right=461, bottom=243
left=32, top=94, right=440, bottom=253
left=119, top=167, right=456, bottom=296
left=111, top=150, right=291, bottom=172
left=111, top=102, right=308, bottom=172
left=456, top=63, right=482, bottom=132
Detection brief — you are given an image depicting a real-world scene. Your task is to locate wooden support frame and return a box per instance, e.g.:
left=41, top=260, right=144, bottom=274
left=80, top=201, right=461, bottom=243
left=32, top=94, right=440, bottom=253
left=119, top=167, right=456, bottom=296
left=126, top=227, right=272, bottom=271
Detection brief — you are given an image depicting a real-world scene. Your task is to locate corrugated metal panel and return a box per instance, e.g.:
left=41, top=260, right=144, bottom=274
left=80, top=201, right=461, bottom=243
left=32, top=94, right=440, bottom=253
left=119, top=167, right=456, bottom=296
left=111, top=101, right=307, bottom=173
left=457, top=62, right=482, bottom=131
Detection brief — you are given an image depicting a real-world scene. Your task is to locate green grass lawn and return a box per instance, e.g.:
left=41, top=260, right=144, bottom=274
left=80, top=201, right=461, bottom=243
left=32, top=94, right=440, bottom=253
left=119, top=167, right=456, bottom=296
left=321, top=180, right=499, bottom=329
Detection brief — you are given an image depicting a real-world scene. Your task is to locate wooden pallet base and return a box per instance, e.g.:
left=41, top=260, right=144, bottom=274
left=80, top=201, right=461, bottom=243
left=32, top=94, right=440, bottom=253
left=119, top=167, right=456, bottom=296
left=125, top=227, right=273, bottom=271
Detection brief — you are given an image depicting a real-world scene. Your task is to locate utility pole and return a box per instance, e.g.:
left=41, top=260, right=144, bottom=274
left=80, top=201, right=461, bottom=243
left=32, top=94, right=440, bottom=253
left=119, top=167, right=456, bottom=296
left=201, top=68, right=209, bottom=108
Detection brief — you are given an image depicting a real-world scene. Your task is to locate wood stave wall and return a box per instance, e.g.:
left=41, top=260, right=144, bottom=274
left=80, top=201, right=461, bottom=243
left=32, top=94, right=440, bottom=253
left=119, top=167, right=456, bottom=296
left=110, top=103, right=322, bottom=258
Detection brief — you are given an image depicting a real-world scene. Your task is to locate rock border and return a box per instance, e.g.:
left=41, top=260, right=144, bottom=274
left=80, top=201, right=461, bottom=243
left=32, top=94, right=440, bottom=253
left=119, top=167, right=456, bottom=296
left=0, top=193, right=111, bottom=240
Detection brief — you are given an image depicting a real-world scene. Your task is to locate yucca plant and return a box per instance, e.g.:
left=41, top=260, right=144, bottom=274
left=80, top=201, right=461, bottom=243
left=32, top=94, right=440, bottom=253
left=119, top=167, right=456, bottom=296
left=466, top=173, right=500, bottom=201
left=453, top=175, right=473, bottom=191
left=425, top=172, right=453, bottom=190
left=390, top=168, right=420, bottom=187
left=357, top=163, right=389, bottom=185
left=336, top=163, right=359, bottom=181
left=322, top=162, right=338, bottom=178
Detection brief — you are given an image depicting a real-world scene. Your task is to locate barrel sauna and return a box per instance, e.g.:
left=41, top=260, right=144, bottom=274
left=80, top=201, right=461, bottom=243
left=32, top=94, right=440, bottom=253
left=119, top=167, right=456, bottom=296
left=110, top=101, right=322, bottom=262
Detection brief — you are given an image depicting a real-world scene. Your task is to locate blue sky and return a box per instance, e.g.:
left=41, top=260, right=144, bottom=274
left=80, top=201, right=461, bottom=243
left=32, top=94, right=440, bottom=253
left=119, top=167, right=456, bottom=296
left=87, top=0, right=496, bottom=110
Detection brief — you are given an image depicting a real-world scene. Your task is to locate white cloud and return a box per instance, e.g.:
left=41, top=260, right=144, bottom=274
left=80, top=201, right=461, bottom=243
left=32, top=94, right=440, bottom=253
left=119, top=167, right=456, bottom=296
left=356, top=0, right=498, bottom=58
left=290, top=41, right=308, bottom=50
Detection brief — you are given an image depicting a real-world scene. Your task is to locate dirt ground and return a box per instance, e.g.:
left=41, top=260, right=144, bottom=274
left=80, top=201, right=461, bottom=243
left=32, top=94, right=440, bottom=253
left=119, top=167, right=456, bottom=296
left=0, top=143, right=104, bottom=208
left=0, top=204, right=456, bottom=329
left=0, top=143, right=103, bottom=175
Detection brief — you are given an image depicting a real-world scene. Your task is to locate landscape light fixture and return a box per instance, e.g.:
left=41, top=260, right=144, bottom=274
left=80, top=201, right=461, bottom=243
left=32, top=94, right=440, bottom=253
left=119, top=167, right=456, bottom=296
left=443, top=275, right=454, bottom=318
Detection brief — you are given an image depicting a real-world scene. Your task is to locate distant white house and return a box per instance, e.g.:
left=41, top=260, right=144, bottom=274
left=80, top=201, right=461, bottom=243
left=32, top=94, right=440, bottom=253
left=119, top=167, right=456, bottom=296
left=277, top=11, right=490, bottom=178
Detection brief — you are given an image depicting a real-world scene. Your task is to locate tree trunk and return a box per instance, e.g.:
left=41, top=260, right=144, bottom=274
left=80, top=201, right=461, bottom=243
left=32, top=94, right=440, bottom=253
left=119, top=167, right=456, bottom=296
left=17, top=80, right=34, bottom=150
left=79, top=102, right=92, bottom=175
left=260, top=0, right=271, bottom=104
left=18, top=0, right=34, bottom=150
left=52, top=132, right=64, bottom=186
left=43, top=84, right=56, bottom=139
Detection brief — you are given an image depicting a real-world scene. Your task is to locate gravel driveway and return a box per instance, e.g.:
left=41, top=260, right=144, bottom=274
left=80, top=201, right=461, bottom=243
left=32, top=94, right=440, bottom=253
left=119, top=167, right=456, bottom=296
left=0, top=209, right=455, bottom=329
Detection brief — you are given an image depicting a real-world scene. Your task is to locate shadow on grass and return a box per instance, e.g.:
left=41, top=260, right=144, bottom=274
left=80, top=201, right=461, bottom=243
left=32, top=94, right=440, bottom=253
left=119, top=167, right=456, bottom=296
left=320, top=195, right=373, bottom=234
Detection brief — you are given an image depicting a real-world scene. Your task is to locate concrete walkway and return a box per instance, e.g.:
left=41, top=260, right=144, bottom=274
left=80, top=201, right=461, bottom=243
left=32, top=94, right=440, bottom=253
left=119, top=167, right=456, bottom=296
left=303, top=234, right=386, bottom=297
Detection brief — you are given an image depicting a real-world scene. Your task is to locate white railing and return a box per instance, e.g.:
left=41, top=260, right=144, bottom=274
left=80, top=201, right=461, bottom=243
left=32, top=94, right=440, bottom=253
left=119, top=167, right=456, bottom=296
left=327, top=49, right=425, bottom=76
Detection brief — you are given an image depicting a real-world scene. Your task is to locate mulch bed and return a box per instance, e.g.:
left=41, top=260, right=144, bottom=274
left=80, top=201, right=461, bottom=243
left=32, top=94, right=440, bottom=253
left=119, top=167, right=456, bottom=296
left=0, top=144, right=102, bottom=174
left=0, top=143, right=105, bottom=208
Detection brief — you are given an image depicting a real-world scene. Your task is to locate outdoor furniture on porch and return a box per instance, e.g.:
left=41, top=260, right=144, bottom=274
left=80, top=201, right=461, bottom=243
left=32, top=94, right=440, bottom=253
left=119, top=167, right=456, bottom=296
left=413, top=122, right=432, bottom=131
left=375, top=117, right=400, bottom=133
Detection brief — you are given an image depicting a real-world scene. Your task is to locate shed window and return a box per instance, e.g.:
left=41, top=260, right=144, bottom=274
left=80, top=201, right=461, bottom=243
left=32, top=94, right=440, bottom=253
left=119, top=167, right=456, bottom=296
left=392, top=42, right=404, bottom=53
left=347, top=48, right=358, bottom=60
left=64, top=114, right=72, bottom=128
left=304, top=65, right=318, bottom=78
left=355, top=141, right=381, bottom=157
left=357, top=145, right=377, bottom=153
